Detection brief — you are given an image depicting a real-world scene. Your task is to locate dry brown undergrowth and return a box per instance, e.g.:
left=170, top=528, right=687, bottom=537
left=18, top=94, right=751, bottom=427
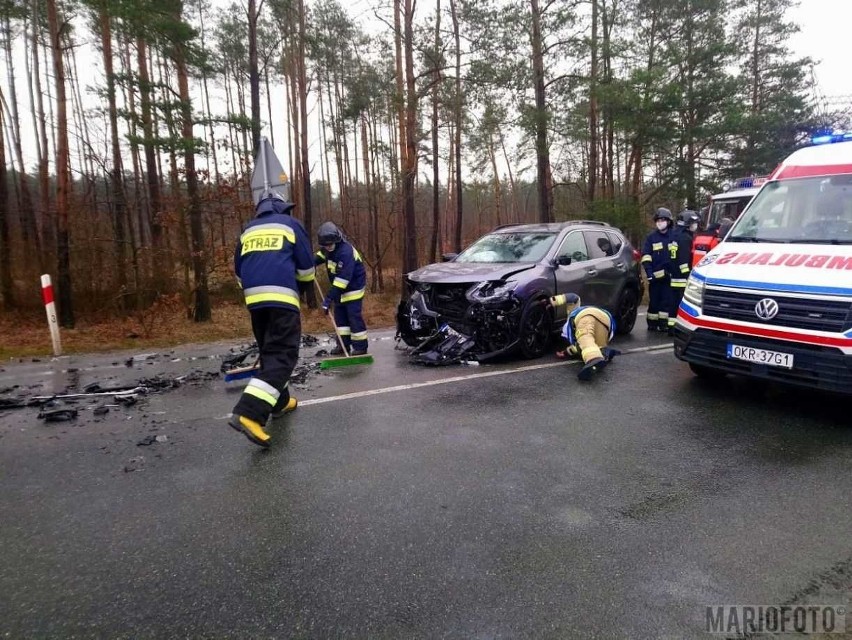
left=0, top=293, right=400, bottom=360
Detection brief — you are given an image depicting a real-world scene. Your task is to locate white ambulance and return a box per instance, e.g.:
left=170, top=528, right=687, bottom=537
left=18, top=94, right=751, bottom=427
left=674, top=133, right=852, bottom=393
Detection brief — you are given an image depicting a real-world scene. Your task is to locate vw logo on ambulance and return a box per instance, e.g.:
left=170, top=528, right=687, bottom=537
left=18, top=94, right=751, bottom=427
left=754, top=298, right=779, bottom=321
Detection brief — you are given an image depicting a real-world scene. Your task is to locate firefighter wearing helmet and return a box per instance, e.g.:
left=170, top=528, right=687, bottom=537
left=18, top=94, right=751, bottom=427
left=641, top=207, right=678, bottom=331
left=314, top=221, right=369, bottom=355
left=669, top=210, right=701, bottom=333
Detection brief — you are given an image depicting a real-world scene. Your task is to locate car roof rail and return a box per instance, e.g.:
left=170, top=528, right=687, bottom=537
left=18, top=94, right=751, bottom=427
left=493, top=223, right=527, bottom=230
left=566, top=219, right=611, bottom=227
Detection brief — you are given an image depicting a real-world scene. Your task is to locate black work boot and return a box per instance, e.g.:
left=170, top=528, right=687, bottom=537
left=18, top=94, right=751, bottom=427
left=578, top=357, right=607, bottom=381
left=602, top=347, right=621, bottom=361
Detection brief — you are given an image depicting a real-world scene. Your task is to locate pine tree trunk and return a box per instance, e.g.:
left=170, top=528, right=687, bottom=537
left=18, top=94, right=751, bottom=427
left=173, top=6, right=211, bottom=322
left=0, top=104, right=12, bottom=308
left=588, top=0, right=598, bottom=203
left=100, top=4, right=129, bottom=309
left=4, top=14, right=42, bottom=264
left=46, top=0, right=74, bottom=327
left=248, top=0, right=261, bottom=154
left=137, top=37, right=165, bottom=292
left=430, top=0, right=441, bottom=264
left=450, top=0, right=463, bottom=251
left=530, top=0, right=553, bottom=223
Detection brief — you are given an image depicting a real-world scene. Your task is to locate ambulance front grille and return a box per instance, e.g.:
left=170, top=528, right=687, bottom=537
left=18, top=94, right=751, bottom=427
left=703, top=288, right=852, bottom=333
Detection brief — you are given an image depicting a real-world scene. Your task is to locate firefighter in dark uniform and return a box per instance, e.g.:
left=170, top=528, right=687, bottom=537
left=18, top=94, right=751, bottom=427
left=549, top=293, right=620, bottom=381
left=641, top=207, right=677, bottom=331
left=229, top=193, right=316, bottom=448
left=669, top=210, right=701, bottom=333
left=315, top=222, right=368, bottom=355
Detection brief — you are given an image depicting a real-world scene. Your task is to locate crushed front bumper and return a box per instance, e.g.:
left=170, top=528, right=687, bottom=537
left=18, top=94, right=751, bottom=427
left=673, top=325, right=852, bottom=394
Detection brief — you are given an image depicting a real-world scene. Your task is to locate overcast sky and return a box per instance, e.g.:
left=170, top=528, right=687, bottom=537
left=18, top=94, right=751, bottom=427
left=789, top=0, right=852, bottom=99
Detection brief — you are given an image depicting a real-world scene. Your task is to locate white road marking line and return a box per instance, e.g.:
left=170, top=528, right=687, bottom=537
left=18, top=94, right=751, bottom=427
left=296, top=342, right=674, bottom=407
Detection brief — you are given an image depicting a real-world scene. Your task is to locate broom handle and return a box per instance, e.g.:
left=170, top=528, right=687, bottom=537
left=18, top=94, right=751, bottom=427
left=314, top=279, right=350, bottom=357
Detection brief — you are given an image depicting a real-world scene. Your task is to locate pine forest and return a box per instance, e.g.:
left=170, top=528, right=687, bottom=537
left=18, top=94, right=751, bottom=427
left=0, top=0, right=843, bottom=326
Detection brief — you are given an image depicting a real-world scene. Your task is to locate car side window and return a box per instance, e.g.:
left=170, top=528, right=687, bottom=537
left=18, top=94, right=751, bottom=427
left=585, top=230, right=614, bottom=259
left=555, top=231, right=589, bottom=263
left=607, top=232, right=623, bottom=255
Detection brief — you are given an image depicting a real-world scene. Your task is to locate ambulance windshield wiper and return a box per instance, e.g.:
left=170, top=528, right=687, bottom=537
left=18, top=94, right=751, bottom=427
left=726, top=236, right=774, bottom=243
left=797, top=238, right=852, bottom=244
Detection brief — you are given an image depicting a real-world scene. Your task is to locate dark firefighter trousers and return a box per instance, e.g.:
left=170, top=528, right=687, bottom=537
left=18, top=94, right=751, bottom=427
left=647, top=278, right=672, bottom=330
left=334, top=298, right=368, bottom=352
left=669, top=286, right=686, bottom=330
left=231, top=307, right=301, bottom=424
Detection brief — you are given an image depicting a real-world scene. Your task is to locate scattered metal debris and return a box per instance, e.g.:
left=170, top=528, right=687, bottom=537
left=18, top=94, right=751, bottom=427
left=406, top=325, right=480, bottom=366
left=136, top=434, right=167, bottom=446
left=93, top=405, right=110, bottom=416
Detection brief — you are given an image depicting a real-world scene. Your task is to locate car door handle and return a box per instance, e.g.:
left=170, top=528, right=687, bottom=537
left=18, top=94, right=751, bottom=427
left=586, top=268, right=597, bottom=276
left=614, top=262, right=627, bottom=271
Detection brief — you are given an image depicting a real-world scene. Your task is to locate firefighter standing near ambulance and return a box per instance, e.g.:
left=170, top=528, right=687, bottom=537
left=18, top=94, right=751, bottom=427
left=641, top=208, right=678, bottom=331
left=228, top=193, right=316, bottom=448
left=549, top=293, right=620, bottom=381
left=668, top=210, right=700, bottom=334
left=315, top=222, right=369, bottom=355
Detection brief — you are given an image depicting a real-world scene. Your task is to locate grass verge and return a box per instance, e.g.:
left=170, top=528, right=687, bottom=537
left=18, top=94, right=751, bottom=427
left=0, top=292, right=400, bottom=360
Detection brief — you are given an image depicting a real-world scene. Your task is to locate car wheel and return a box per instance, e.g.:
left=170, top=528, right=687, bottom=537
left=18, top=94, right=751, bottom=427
left=518, top=299, right=552, bottom=359
left=689, top=362, right=726, bottom=380
left=614, top=287, right=638, bottom=335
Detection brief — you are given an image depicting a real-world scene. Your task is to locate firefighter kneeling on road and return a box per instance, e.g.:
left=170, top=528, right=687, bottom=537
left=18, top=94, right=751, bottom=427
left=315, top=222, right=368, bottom=355
left=229, top=193, right=317, bottom=448
left=549, top=293, right=620, bottom=381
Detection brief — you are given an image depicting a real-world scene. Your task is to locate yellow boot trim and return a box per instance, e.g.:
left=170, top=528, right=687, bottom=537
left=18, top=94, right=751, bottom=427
left=230, top=415, right=271, bottom=448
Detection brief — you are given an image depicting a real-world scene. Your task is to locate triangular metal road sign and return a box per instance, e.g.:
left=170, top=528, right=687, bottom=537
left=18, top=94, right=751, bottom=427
left=251, top=137, right=291, bottom=206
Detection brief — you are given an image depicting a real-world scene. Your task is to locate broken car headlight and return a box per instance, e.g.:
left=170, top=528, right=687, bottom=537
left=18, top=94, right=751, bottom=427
left=468, top=280, right=517, bottom=303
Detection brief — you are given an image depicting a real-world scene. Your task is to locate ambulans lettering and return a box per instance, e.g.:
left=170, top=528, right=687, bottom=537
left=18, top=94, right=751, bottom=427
left=827, top=255, right=852, bottom=270
left=707, top=252, right=852, bottom=270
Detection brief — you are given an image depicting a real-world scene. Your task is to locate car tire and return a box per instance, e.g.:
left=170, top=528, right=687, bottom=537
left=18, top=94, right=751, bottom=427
left=614, top=287, right=639, bottom=335
left=688, top=362, right=726, bottom=380
left=518, top=298, right=553, bottom=359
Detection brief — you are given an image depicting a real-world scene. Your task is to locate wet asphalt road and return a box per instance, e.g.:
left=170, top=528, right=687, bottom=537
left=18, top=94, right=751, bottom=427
left=1, top=316, right=851, bottom=638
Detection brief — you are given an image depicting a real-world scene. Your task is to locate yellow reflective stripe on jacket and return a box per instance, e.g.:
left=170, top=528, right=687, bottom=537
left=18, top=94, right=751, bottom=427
left=315, top=251, right=325, bottom=260
left=679, top=263, right=690, bottom=273
left=671, top=279, right=687, bottom=288
left=296, top=267, right=316, bottom=282
left=641, top=254, right=652, bottom=263
left=243, top=285, right=300, bottom=308
left=652, top=242, right=663, bottom=251
left=244, top=378, right=280, bottom=407
left=653, top=269, right=666, bottom=279
left=340, top=288, right=365, bottom=303
left=333, top=277, right=349, bottom=289
left=353, top=248, right=363, bottom=262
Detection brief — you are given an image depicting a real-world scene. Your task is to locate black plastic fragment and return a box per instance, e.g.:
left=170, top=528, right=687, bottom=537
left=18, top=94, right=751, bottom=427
left=38, top=408, right=79, bottom=422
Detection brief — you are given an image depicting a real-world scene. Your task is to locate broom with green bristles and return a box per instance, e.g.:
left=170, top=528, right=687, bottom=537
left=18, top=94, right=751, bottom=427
left=315, top=280, right=374, bottom=369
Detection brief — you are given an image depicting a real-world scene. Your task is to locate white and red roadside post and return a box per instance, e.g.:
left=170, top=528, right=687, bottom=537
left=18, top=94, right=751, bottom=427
left=40, top=274, right=62, bottom=356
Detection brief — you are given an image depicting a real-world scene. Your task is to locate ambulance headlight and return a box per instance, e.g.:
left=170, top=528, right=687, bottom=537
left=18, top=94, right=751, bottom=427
left=683, top=275, right=705, bottom=309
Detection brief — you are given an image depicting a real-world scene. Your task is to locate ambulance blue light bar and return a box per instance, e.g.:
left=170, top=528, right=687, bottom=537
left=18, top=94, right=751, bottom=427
left=811, top=132, right=852, bottom=145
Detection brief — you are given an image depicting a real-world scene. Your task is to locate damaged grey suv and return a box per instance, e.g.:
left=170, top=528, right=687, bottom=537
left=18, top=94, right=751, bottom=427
left=397, top=221, right=643, bottom=361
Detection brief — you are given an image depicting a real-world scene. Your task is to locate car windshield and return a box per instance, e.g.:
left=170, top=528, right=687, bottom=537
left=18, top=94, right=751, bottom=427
left=455, top=232, right=557, bottom=263
left=728, top=175, right=852, bottom=244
